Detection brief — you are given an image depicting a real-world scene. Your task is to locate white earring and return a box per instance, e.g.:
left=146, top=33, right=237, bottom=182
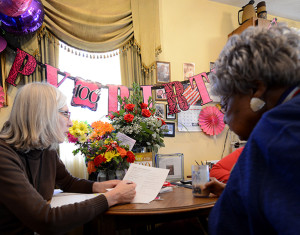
left=250, top=97, right=265, bottom=112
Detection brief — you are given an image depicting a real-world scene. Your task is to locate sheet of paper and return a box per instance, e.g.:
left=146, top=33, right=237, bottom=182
left=50, top=192, right=101, bottom=208
left=116, top=132, right=136, bottom=150
left=123, top=163, right=170, bottom=203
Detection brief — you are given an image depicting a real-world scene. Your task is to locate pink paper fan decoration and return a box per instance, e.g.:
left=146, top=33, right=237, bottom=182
left=0, top=86, right=5, bottom=108
left=198, top=106, right=225, bottom=136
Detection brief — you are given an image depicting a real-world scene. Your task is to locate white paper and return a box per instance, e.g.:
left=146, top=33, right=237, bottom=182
left=116, top=132, right=136, bottom=150
left=123, top=163, right=170, bottom=204
left=50, top=192, right=101, bottom=208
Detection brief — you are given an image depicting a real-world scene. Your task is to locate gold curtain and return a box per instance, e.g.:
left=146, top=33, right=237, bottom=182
left=41, top=0, right=161, bottom=84
left=20, top=26, right=59, bottom=84
left=120, top=0, right=160, bottom=86
left=120, top=40, right=156, bottom=86
left=41, top=0, right=133, bottom=52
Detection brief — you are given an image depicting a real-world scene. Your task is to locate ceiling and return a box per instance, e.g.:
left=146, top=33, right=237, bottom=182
left=209, top=0, right=300, bottom=22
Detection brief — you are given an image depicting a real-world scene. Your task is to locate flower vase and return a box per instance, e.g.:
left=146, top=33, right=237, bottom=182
left=116, top=169, right=126, bottom=180
left=107, top=170, right=116, bottom=180
left=97, top=170, right=107, bottom=182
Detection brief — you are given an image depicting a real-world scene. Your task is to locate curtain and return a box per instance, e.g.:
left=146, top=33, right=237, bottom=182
left=41, top=0, right=161, bottom=82
left=59, top=143, right=88, bottom=179
left=120, top=40, right=156, bottom=86
left=41, top=0, right=133, bottom=52
left=20, top=26, right=59, bottom=84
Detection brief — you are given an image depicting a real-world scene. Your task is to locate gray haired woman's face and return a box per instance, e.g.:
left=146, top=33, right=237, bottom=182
left=222, top=93, right=262, bottom=141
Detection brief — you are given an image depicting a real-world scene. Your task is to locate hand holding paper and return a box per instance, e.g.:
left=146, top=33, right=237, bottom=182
left=123, top=163, right=170, bottom=203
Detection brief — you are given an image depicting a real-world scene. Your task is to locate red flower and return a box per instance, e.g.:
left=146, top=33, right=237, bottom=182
left=124, top=114, right=134, bottom=123
left=125, top=104, right=135, bottom=112
left=94, top=154, right=106, bottom=167
left=126, top=151, right=136, bottom=163
left=140, top=103, right=148, bottom=109
left=142, top=109, right=151, bottom=117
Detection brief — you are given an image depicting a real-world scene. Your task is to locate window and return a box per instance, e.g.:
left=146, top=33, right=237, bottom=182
left=58, top=42, right=121, bottom=123
left=58, top=42, right=122, bottom=179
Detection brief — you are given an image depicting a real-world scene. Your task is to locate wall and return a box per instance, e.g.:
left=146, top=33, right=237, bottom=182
left=156, top=0, right=300, bottom=178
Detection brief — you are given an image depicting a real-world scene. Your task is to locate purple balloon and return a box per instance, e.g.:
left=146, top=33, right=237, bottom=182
left=0, top=0, right=33, bottom=17
left=0, top=0, right=44, bottom=35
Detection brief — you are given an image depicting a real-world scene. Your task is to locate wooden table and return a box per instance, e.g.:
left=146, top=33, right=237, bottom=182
left=93, top=186, right=217, bottom=234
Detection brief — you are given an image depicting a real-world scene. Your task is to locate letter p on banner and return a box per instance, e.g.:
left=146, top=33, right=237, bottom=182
left=6, top=48, right=37, bottom=86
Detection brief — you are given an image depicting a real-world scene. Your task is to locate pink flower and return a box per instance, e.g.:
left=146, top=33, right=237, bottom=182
left=67, top=133, right=78, bottom=143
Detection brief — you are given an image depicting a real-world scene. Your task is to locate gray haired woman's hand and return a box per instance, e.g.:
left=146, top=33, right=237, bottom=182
left=203, top=177, right=226, bottom=197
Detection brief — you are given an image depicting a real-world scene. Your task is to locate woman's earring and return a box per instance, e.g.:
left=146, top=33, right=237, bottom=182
left=250, top=97, right=265, bottom=112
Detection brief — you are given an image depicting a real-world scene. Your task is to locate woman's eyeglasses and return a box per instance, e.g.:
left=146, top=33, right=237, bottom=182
left=58, top=110, right=71, bottom=120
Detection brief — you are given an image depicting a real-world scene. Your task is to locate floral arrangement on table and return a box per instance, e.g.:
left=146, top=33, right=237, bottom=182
left=108, top=83, right=167, bottom=153
left=67, top=120, right=136, bottom=175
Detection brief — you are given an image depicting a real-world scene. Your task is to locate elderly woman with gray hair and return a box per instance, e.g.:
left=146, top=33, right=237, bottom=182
left=0, top=82, right=136, bottom=234
left=208, top=25, right=300, bottom=234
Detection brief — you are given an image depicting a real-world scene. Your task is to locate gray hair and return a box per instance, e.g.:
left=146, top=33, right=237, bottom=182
left=209, top=25, right=300, bottom=98
left=0, top=82, right=67, bottom=151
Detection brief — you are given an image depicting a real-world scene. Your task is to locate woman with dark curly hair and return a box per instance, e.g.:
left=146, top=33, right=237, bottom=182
left=208, top=25, right=300, bottom=234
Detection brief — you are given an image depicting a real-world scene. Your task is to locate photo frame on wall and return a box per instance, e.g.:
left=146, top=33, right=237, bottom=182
left=155, top=88, right=167, bottom=101
left=155, top=103, right=165, bottom=119
left=166, top=104, right=176, bottom=120
left=155, top=153, right=184, bottom=182
left=183, top=62, right=195, bottom=81
left=162, top=122, right=175, bottom=137
left=156, top=61, right=170, bottom=83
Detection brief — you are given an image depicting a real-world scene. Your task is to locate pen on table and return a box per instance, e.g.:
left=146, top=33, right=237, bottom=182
left=195, top=160, right=200, bottom=166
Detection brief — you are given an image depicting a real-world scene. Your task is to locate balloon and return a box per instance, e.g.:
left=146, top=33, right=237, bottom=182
left=0, top=36, right=7, bottom=52
left=0, top=0, right=44, bottom=35
left=0, top=0, right=33, bottom=17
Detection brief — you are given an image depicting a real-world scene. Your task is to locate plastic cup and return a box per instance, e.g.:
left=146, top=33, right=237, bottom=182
left=192, top=165, right=209, bottom=197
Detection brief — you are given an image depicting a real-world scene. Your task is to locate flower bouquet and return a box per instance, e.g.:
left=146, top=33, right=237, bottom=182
left=67, top=120, right=135, bottom=178
left=108, top=83, right=167, bottom=153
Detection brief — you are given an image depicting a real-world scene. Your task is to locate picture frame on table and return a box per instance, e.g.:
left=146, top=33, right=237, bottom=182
left=155, top=88, right=167, bottom=101
left=162, top=122, right=175, bottom=137
left=155, top=153, right=184, bottom=182
left=155, top=103, right=165, bottom=119
left=165, top=104, right=176, bottom=120
left=156, top=61, right=170, bottom=83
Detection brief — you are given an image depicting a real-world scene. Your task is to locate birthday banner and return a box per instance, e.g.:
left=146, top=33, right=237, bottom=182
left=5, top=48, right=213, bottom=115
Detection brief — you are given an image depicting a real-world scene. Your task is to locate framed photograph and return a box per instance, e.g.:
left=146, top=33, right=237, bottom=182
left=166, top=104, right=176, bottom=120
left=183, top=62, right=195, bottom=81
left=155, top=103, right=165, bottom=119
left=155, top=153, right=184, bottom=182
left=156, top=61, right=170, bottom=83
left=155, top=88, right=167, bottom=101
left=162, top=122, right=175, bottom=137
